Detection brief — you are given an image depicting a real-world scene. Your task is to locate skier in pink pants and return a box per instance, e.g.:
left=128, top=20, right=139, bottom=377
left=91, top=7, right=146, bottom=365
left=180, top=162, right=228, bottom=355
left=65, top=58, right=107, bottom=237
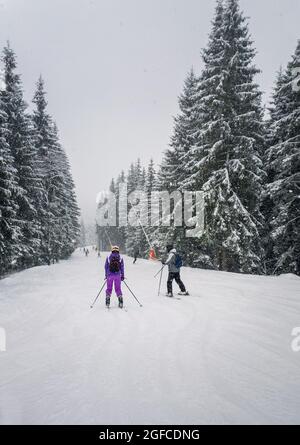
left=105, top=246, right=125, bottom=308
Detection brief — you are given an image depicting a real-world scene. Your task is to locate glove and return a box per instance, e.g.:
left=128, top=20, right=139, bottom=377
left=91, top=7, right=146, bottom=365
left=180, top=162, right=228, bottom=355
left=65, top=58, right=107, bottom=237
left=121, top=276, right=125, bottom=281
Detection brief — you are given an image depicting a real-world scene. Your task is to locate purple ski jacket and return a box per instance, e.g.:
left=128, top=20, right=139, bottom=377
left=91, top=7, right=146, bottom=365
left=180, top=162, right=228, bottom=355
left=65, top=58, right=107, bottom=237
left=105, top=252, right=124, bottom=278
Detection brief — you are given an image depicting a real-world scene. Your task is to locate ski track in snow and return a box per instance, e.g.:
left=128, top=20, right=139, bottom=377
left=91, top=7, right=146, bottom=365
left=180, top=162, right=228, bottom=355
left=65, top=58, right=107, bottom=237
left=0, top=249, right=300, bottom=425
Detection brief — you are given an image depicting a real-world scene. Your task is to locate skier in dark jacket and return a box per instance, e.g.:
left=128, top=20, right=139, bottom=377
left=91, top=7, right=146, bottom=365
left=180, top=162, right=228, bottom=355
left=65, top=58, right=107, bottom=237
left=163, top=246, right=189, bottom=297
left=133, top=248, right=139, bottom=264
left=105, top=246, right=125, bottom=308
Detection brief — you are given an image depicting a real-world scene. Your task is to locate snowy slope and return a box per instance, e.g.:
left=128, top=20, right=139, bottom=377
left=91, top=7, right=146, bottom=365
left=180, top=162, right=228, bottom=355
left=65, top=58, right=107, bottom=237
left=0, top=249, right=300, bottom=425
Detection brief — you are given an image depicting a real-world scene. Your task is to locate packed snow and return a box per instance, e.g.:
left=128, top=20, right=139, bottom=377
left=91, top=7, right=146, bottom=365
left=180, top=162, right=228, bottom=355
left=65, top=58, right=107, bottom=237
left=0, top=249, right=300, bottom=425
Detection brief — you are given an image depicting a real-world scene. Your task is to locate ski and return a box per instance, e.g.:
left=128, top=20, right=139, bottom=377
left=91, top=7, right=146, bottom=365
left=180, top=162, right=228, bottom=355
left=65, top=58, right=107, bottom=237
left=165, top=295, right=181, bottom=300
left=106, top=306, right=128, bottom=312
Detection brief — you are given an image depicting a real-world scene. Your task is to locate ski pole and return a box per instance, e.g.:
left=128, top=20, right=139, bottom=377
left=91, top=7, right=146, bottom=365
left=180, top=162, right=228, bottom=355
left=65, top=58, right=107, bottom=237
left=154, top=264, right=165, bottom=278
left=123, top=281, right=143, bottom=307
left=90, top=279, right=107, bottom=309
left=158, top=266, right=164, bottom=296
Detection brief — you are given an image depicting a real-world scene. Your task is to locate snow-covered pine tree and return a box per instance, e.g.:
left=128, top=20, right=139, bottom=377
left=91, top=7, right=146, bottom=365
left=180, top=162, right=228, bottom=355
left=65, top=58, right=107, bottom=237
left=181, top=1, right=224, bottom=195
left=32, top=77, right=79, bottom=264
left=125, top=159, right=146, bottom=256
left=0, top=94, right=22, bottom=275
left=80, top=218, right=86, bottom=248
left=154, top=69, right=200, bottom=260
left=117, top=170, right=126, bottom=184
left=106, top=178, right=121, bottom=248
left=265, top=41, right=300, bottom=275
left=1, top=44, right=44, bottom=268
left=158, top=69, right=199, bottom=193
left=135, top=159, right=149, bottom=255
left=146, top=158, right=157, bottom=193
left=189, top=0, right=265, bottom=273
left=261, top=68, right=285, bottom=272
left=141, top=167, right=146, bottom=188
left=135, top=158, right=144, bottom=188
left=172, top=68, right=200, bottom=190
left=104, top=160, right=158, bottom=257
left=51, top=123, right=80, bottom=258
left=97, top=172, right=128, bottom=252
left=138, top=158, right=157, bottom=258
left=32, top=78, right=61, bottom=263
left=115, top=170, right=126, bottom=250
left=96, top=178, right=115, bottom=251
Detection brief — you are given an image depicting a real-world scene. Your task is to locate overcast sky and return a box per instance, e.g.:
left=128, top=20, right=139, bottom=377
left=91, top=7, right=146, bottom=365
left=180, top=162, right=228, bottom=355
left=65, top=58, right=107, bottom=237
left=0, top=0, right=299, bottom=223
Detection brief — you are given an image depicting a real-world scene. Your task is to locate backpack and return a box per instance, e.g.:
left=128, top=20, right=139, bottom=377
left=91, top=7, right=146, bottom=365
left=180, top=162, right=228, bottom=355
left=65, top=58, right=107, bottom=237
left=174, top=253, right=183, bottom=268
left=109, top=256, right=121, bottom=273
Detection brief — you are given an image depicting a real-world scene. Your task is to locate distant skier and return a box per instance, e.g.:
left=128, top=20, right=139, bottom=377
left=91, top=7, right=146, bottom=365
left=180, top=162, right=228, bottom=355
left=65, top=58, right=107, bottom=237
left=85, top=248, right=89, bottom=257
left=162, top=245, right=189, bottom=297
left=133, top=248, right=139, bottom=264
left=105, top=246, right=125, bottom=308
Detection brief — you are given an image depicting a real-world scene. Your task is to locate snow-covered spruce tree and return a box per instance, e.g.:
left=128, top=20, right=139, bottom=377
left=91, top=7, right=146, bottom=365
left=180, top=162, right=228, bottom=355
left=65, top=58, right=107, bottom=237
left=105, top=160, right=158, bottom=257
left=1, top=44, right=44, bottom=269
left=125, top=159, right=146, bottom=256
left=182, top=0, right=224, bottom=197
left=0, top=94, right=22, bottom=275
left=124, top=163, right=135, bottom=255
left=146, top=158, right=157, bottom=194
left=158, top=68, right=199, bottom=192
left=32, top=78, right=61, bottom=264
left=98, top=172, right=127, bottom=252
left=265, top=41, right=300, bottom=275
left=141, top=166, right=146, bottom=188
left=138, top=158, right=158, bottom=258
left=51, top=123, right=80, bottom=258
left=115, top=170, right=127, bottom=250
left=106, top=178, right=122, bottom=248
left=135, top=158, right=144, bottom=188
left=189, top=0, right=265, bottom=273
left=80, top=218, right=86, bottom=247
left=261, top=68, right=285, bottom=272
left=32, top=77, right=79, bottom=264
left=154, top=69, right=200, bottom=260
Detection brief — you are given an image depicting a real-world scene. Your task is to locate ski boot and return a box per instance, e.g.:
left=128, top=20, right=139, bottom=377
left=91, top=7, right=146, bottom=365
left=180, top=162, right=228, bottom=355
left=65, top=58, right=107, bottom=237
left=105, top=296, right=111, bottom=308
left=118, top=296, right=124, bottom=309
left=178, top=291, right=189, bottom=296
left=166, top=292, right=174, bottom=298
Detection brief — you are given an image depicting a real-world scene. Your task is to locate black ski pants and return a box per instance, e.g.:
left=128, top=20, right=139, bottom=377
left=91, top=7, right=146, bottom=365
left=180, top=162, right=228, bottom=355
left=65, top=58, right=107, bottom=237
left=167, top=272, right=186, bottom=294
